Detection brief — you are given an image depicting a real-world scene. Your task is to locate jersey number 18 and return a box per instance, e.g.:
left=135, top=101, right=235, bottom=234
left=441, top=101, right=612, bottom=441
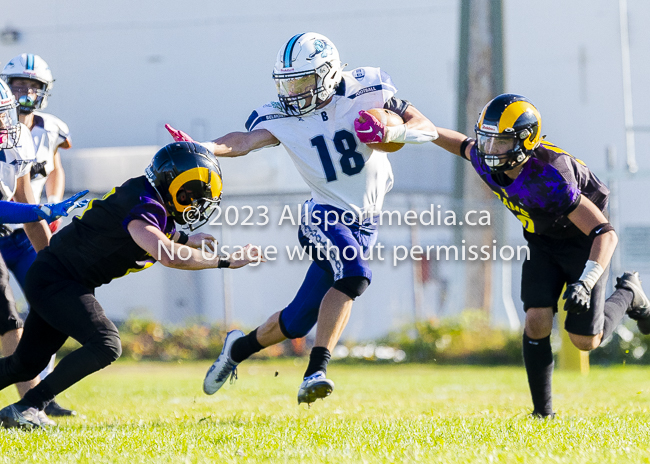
left=311, top=130, right=365, bottom=182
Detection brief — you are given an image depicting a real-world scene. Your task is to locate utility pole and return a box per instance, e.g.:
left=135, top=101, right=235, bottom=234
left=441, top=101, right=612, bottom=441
left=455, top=0, right=505, bottom=312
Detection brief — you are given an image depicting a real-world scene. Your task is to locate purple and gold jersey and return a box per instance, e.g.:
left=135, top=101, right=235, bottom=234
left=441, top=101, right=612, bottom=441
left=43, top=176, right=175, bottom=288
left=470, top=140, right=609, bottom=238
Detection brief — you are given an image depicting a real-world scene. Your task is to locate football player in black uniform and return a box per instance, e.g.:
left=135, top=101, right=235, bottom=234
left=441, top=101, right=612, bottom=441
left=432, top=94, right=650, bottom=417
left=0, top=142, right=263, bottom=429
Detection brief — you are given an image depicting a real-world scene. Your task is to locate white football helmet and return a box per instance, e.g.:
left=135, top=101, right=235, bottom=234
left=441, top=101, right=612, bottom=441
left=272, top=32, right=343, bottom=116
left=0, top=79, right=20, bottom=149
left=0, top=54, right=54, bottom=114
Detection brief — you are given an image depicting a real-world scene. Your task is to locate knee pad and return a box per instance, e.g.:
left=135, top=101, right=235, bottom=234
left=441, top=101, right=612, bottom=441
left=333, top=276, right=370, bottom=300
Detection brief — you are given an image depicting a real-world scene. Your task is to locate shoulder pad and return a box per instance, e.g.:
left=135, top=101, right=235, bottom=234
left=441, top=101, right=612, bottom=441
left=33, top=111, right=70, bottom=139
left=341, top=67, right=397, bottom=100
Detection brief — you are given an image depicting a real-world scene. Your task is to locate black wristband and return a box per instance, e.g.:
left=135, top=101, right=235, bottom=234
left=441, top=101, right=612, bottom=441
left=176, top=231, right=189, bottom=245
left=217, top=255, right=231, bottom=268
left=588, top=222, right=615, bottom=240
left=459, top=137, right=474, bottom=159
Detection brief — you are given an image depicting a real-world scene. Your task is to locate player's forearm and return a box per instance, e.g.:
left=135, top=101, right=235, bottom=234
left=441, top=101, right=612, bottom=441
left=402, top=106, right=437, bottom=133
left=433, top=127, right=471, bottom=158
left=204, top=131, right=275, bottom=158
left=45, top=167, right=65, bottom=202
left=382, top=106, right=438, bottom=144
left=588, top=231, right=618, bottom=269
left=202, top=134, right=249, bottom=158
left=158, top=243, right=223, bottom=270
left=23, top=221, right=52, bottom=252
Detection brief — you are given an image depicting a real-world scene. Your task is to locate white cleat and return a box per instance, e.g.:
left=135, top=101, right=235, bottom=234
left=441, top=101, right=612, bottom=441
left=0, top=404, right=42, bottom=429
left=37, top=411, right=57, bottom=427
left=297, top=371, right=335, bottom=405
left=203, top=330, right=244, bottom=395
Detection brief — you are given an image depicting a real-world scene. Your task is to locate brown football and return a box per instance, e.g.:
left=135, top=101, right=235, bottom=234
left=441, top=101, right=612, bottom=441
left=358, top=108, right=405, bottom=152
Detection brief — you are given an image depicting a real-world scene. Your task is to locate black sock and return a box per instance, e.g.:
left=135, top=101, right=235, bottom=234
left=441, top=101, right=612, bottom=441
left=17, top=381, right=55, bottom=411
left=230, top=329, right=264, bottom=364
left=602, top=288, right=634, bottom=341
left=304, top=346, right=331, bottom=378
left=522, top=333, right=554, bottom=416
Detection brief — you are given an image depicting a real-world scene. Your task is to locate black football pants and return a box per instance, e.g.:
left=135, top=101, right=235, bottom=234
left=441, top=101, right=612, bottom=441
left=0, top=257, right=121, bottom=405
left=0, top=251, right=23, bottom=336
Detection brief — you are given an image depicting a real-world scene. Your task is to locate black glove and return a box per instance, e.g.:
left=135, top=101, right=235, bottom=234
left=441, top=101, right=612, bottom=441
left=563, top=282, right=591, bottom=314
left=30, top=161, right=48, bottom=180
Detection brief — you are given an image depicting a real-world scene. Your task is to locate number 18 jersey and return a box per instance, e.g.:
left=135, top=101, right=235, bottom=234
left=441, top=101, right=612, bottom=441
left=245, top=67, right=397, bottom=218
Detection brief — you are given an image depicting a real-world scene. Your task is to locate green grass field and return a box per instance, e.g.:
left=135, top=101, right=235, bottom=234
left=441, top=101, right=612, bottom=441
left=1, top=361, right=649, bottom=463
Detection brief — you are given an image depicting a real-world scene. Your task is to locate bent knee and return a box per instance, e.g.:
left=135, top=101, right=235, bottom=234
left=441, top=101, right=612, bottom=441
left=86, top=331, right=122, bottom=366
left=525, top=307, right=554, bottom=339
left=568, top=332, right=601, bottom=351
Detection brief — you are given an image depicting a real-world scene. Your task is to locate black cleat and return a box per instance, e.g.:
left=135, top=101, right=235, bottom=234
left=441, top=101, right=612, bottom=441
left=0, top=404, right=42, bottom=429
left=44, top=400, right=77, bottom=417
left=616, top=272, right=650, bottom=335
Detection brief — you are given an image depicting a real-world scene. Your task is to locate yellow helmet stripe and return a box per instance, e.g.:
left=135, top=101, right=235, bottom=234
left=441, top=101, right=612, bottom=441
left=498, top=101, right=541, bottom=133
left=169, top=166, right=222, bottom=213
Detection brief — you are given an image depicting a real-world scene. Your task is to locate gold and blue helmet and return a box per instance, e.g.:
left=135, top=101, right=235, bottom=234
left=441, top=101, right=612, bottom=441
left=475, top=94, right=542, bottom=173
left=145, top=142, right=223, bottom=230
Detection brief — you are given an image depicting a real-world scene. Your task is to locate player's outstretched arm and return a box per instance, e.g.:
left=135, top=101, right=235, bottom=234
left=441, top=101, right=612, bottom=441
left=402, top=105, right=438, bottom=134
left=355, top=105, right=438, bottom=145
left=128, top=219, right=263, bottom=270
left=432, top=127, right=474, bottom=160
left=203, top=130, right=280, bottom=158
left=165, top=124, right=279, bottom=158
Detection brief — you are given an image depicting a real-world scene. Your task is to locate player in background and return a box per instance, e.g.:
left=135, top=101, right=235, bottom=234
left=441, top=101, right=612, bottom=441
left=0, top=79, right=58, bottom=425
left=0, top=53, right=75, bottom=417
left=166, top=32, right=438, bottom=404
left=0, top=142, right=263, bottom=429
left=431, top=93, right=650, bottom=417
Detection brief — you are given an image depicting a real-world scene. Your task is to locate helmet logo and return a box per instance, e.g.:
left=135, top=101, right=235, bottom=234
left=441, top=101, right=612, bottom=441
left=481, top=123, right=498, bottom=133
left=309, top=39, right=333, bottom=59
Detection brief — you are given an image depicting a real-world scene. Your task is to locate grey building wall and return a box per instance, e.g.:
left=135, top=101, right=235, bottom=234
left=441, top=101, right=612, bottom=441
left=2, top=0, right=649, bottom=338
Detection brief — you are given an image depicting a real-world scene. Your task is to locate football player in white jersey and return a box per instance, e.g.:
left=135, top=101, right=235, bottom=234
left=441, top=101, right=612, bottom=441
left=0, top=79, right=56, bottom=424
left=167, top=32, right=438, bottom=404
left=0, top=54, right=76, bottom=418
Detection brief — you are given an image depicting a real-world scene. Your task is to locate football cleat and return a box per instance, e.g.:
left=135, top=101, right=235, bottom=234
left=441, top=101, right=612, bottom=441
left=616, top=272, right=650, bottom=335
left=37, top=411, right=57, bottom=427
left=297, top=371, right=334, bottom=405
left=0, top=403, right=42, bottom=429
left=203, top=330, right=244, bottom=395
left=44, top=400, right=77, bottom=417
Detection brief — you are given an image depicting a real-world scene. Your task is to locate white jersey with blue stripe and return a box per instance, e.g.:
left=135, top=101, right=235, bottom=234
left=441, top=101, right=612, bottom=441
left=245, top=67, right=396, bottom=218
left=29, top=111, right=70, bottom=201
left=0, top=123, right=35, bottom=201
